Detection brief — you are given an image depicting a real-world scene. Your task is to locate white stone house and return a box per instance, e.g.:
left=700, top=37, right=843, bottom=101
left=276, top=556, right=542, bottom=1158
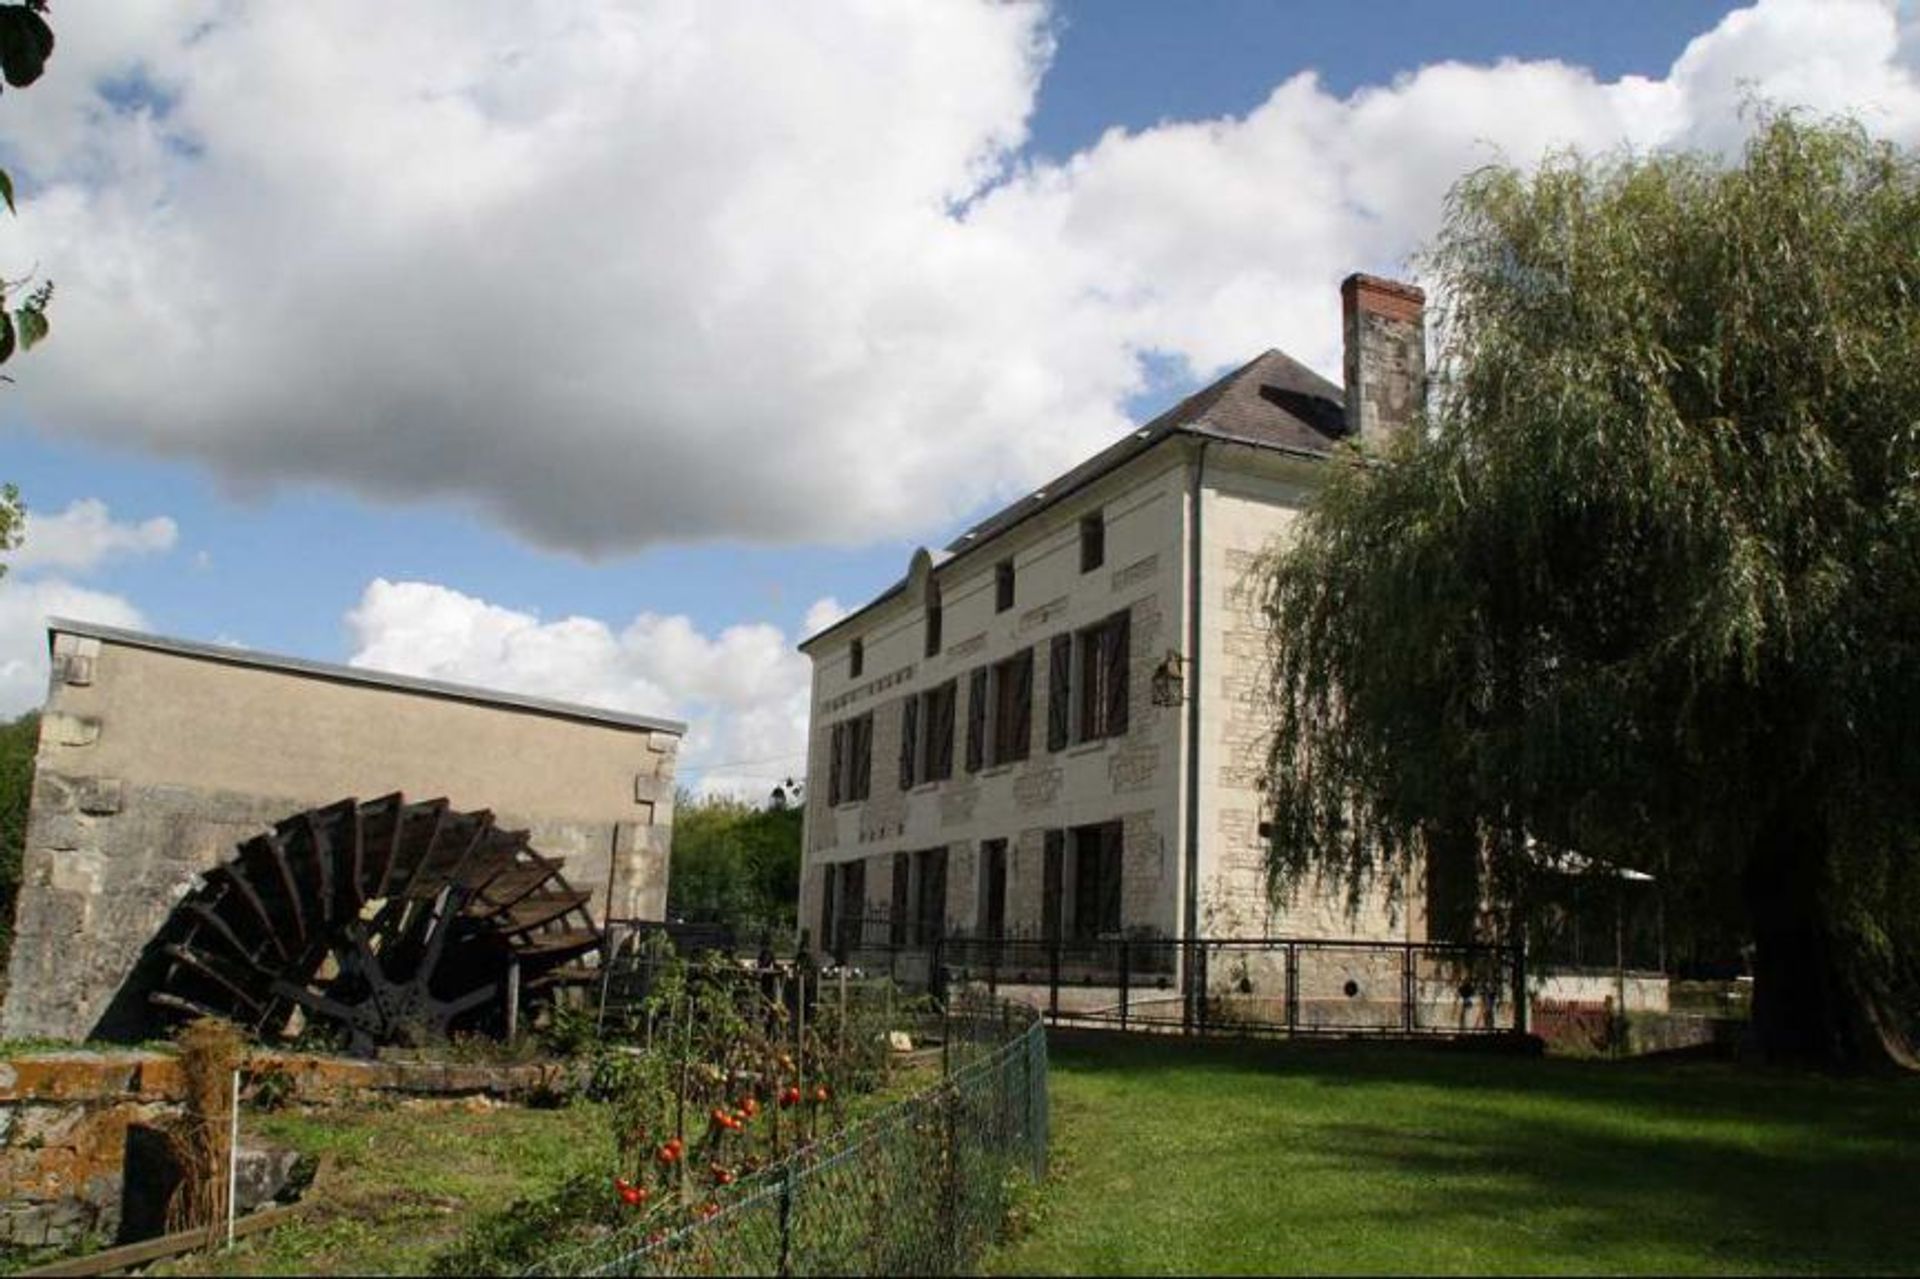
left=797, top=275, right=1437, bottom=977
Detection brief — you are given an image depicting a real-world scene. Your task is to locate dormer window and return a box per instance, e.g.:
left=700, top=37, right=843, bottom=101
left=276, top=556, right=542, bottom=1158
left=995, top=560, right=1015, bottom=613
left=848, top=637, right=864, bottom=679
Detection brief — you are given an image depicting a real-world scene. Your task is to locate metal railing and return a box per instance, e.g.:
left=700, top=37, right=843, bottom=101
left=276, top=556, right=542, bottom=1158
left=531, top=993, right=1049, bottom=1277
left=835, top=925, right=1524, bottom=1038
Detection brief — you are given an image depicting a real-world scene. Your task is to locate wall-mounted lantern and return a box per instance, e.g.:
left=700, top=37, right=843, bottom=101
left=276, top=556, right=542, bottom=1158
left=1150, top=649, right=1186, bottom=707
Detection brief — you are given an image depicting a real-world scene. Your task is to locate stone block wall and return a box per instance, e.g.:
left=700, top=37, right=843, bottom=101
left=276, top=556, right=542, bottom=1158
left=2, top=626, right=681, bottom=1043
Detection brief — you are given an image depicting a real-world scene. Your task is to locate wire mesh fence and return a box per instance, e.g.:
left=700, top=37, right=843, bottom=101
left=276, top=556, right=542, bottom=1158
left=530, top=990, right=1048, bottom=1277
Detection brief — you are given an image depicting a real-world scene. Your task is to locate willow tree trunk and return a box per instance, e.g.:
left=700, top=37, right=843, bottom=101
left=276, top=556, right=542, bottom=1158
left=1744, top=803, right=1917, bottom=1072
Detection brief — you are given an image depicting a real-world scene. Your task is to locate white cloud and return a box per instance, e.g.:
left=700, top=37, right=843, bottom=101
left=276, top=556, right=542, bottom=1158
left=9, top=499, right=178, bottom=573
left=345, top=578, right=819, bottom=798
left=5, top=0, right=1918, bottom=555
left=0, top=577, right=146, bottom=715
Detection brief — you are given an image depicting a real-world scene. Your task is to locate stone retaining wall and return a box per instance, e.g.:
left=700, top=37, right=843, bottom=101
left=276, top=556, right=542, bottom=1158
left=0, top=1049, right=566, bottom=1249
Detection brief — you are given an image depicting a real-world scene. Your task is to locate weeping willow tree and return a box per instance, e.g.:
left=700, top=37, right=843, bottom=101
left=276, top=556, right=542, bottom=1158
left=1262, top=114, right=1920, bottom=1070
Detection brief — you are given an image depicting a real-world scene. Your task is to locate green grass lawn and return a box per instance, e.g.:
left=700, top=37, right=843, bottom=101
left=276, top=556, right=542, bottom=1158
left=155, top=1100, right=612, bottom=1277
left=989, top=1034, right=1919, bottom=1276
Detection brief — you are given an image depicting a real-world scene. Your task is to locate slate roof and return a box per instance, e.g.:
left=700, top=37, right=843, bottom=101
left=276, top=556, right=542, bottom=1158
left=946, top=348, right=1345, bottom=554
left=801, top=347, right=1346, bottom=650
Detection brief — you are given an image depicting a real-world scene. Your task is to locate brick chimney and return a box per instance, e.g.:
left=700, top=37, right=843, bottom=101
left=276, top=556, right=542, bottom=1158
left=1341, top=273, right=1426, bottom=444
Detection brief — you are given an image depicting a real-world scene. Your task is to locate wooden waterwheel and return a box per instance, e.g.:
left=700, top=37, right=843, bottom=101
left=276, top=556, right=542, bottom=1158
left=147, top=794, right=603, bottom=1056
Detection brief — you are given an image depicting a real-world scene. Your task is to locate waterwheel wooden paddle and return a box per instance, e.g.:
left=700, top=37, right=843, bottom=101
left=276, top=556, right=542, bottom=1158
left=147, top=794, right=603, bottom=1056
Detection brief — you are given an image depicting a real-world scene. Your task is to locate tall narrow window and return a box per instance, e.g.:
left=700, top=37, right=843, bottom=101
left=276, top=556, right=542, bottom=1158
left=1080, top=511, right=1105, bottom=573
left=925, top=601, right=943, bottom=658
left=913, top=846, right=948, bottom=945
left=979, top=839, right=1008, bottom=939
left=838, top=712, right=873, bottom=802
left=1070, top=821, right=1123, bottom=941
left=1075, top=610, right=1131, bottom=742
left=991, top=648, right=1033, bottom=765
left=922, top=680, right=957, bottom=781
left=837, top=858, right=867, bottom=958
left=848, top=638, right=864, bottom=679
left=995, top=559, right=1015, bottom=612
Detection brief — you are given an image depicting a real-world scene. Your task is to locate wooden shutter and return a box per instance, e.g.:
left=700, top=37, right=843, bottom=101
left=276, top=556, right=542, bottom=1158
left=931, top=682, right=956, bottom=780
left=1099, top=821, right=1124, bottom=935
left=899, top=696, right=919, bottom=790
left=1042, top=830, right=1064, bottom=942
left=965, top=667, right=987, bottom=773
left=1010, top=649, right=1033, bottom=761
left=1048, top=634, right=1071, bottom=752
left=1106, top=610, right=1130, bottom=737
left=828, top=723, right=845, bottom=806
left=820, top=863, right=838, bottom=954
left=890, top=853, right=911, bottom=947
left=851, top=715, right=872, bottom=800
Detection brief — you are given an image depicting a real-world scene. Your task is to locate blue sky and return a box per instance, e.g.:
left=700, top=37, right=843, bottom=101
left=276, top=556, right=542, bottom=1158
left=2, top=0, right=1913, bottom=792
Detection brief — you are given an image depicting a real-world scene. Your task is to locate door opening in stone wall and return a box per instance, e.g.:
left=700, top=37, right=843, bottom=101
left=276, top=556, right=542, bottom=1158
left=1071, top=820, right=1124, bottom=942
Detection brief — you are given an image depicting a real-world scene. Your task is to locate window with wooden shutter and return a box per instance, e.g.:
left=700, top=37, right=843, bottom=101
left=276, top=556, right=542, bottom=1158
left=979, top=839, right=1008, bottom=939
left=1047, top=634, right=1071, bottom=752
left=965, top=667, right=987, bottom=773
left=914, top=846, right=948, bottom=944
left=993, top=647, right=1033, bottom=764
left=1070, top=820, right=1124, bottom=940
left=846, top=712, right=873, bottom=801
left=1073, top=611, right=1132, bottom=743
left=838, top=858, right=867, bottom=957
left=924, top=680, right=956, bottom=781
left=1042, top=830, right=1065, bottom=942
left=899, top=695, right=919, bottom=790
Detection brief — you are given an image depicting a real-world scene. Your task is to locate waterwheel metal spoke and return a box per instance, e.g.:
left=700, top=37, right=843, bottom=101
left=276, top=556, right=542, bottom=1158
left=150, top=793, right=604, bottom=1056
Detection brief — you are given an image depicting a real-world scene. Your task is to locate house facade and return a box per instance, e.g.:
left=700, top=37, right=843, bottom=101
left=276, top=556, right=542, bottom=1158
left=797, top=275, right=1434, bottom=973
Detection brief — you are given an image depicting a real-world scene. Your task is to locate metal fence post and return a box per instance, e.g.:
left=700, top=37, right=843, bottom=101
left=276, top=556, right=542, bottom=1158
left=1513, top=937, right=1531, bottom=1036
left=1048, top=936, right=1061, bottom=1022
left=1286, top=942, right=1298, bottom=1036
left=778, top=1161, right=796, bottom=1277
left=1402, top=943, right=1415, bottom=1034
left=1118, top=938, right=1131, bottom=1030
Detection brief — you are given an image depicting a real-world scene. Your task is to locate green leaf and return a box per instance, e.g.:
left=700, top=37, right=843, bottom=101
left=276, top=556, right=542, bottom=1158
left=16, top=306, right=47, bottom=351
left=0, top=168, right=12, bottom=216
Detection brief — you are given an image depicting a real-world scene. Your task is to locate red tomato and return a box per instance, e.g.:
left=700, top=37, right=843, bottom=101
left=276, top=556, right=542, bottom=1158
left=813, top=1085, right=830, bottom=1104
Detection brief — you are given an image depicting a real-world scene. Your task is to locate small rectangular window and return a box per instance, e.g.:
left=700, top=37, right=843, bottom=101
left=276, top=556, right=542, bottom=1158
left=925, top=603, right=943, bottom=658
left=995, top=560, right=1015, bottom=613
left=848, top=638, right=864, bottom=679
left=1080, top=511, right=1105, bottom=573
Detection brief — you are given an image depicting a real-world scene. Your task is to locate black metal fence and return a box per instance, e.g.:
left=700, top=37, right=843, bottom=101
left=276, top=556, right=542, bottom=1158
left=833, top=922, right=1524, bottom=1038
left=531, top=992, right=1049, bottom=1277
